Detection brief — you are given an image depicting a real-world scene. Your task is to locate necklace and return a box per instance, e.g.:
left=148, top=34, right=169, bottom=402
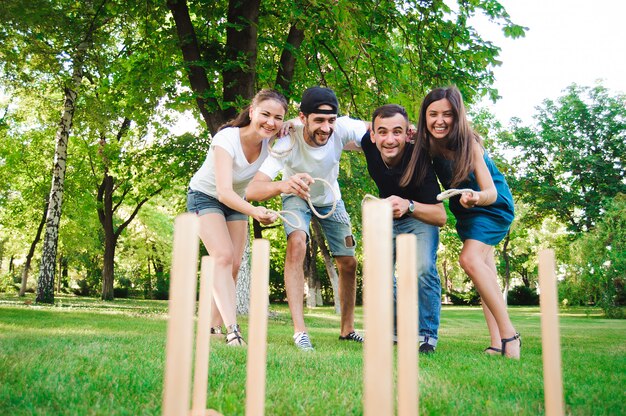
left=382, top=158, right=393, bottom=170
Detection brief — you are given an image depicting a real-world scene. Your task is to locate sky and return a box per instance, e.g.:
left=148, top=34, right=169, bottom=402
left=471, top=0, right=626, bottom=125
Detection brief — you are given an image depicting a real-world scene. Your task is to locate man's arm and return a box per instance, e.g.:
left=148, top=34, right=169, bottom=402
left=246, top=171, right=314, bottom=202
left=386, top=195, right=447, bottom=227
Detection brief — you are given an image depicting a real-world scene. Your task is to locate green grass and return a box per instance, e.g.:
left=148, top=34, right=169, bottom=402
left=1, top=294, right=624, bottom=415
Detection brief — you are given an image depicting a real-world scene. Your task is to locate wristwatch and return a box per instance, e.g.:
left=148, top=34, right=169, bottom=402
left=407, top=199, right=415, bottom=214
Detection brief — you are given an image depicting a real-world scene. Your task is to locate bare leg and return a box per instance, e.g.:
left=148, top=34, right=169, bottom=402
left=227, top=219, right=248, bottom=298
left=335, top=255, right=357, bottom=336
left=481, top=302, right=500, bottom=353
left=284, top=231, right=308, bottom=333
left=482, top=254, right=502, bottom=351
left=197, top=214, right=247, bottom=333
left=459, top=239, right=520, bottom=358
left=210, top=300, right=223, bottom=330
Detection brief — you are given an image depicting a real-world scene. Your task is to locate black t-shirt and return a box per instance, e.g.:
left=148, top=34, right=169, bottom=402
left=360, top=131, right=440, bottom=204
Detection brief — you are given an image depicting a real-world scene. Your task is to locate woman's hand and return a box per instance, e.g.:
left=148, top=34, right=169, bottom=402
left=278, top=120, right=297, bottom=137
left=251, top=206, right=278, bottom=225
left=460, top=191, right=480, bottom=209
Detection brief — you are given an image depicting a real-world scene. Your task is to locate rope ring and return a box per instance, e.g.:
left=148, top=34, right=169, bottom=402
left=261, top=177, right=338, bottom=229
left=361, top=193, right=380, bottom=207
left=436, top=188, right=475, bottom=201
left=267, top=135, right=295, bottom=159
left=269, top=209, right=302, bottom=229
left=306, top=177, right=338, bottom=219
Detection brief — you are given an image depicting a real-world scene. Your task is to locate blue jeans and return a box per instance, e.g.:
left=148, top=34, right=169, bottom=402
left=392, top=216, right=441, bottom=346
left=281, top=195, right=356, bottom=257
left=186, top=188, right=247, bottom=221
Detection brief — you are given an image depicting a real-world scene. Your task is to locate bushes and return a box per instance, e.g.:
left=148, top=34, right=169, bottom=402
left=507, top=285, right=539, bottom=305
left=447, top=288, right=481, bottom=305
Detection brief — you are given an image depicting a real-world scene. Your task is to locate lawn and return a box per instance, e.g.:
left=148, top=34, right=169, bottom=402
left=0, top=294, right=624, bottom=415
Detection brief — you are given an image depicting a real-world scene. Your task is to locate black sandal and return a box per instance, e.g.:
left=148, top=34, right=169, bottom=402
left=210, top=326, right=224, bottom=338
left=226, top=324, right=246, bottom=347
left=484, top=346, right=502, bottom=354
left=501, top=332, right=521, bottom=357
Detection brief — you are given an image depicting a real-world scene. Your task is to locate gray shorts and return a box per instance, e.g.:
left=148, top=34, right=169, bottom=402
left=186, top=189, right=247, bottom=221
left=281, top=195, right=356, bottom=257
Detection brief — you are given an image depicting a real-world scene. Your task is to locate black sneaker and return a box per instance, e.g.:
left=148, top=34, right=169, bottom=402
left=419, top=342, right=436, bottom=354
left=339, top=331, right=364, bottom=343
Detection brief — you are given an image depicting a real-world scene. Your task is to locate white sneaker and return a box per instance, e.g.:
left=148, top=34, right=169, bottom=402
left=293, top=331, right=314, bottom=352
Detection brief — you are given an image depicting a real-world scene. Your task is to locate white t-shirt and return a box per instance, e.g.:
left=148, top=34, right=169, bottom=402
left=189, top=127, right=269, bottom=198
left=259, top=116, right=367, bottom=205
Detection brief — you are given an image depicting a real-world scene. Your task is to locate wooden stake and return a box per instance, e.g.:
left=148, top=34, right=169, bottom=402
left=191, top=256, right=215, bottom=416
left=362, top=200, right=393, bottom=416
left=245, top=239, right=271, bottom=416
left=397, top=234, right=418, bottom=416
left=163, top=213, right=199, bottom=416
left=538, top=249, right=565, bottom=416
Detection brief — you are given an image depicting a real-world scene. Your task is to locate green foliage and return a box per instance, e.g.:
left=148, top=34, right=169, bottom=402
left=502, top=83, right=626, bottom=234
left=0, top=0, right=528, bottom=301
left=178, top=0, right=525, bottom=119
left=562, top=194, right=626, bottom=318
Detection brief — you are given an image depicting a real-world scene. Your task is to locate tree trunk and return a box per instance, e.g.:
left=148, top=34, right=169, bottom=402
left=99, top=175, right=117, bottom=300
left=441, top=258, right=451, bottom=304
left=57, top=255, right=67, bottom=293
left=101, top=237, right=116, bottom=301
left=146, top=254, right=153, bottom=298
left=36, top=43, right=87, bottom=304
left=305, top=226, right=322, bottom=308
left=252, top=219, right=263, bottom=239
left=275, top=23, right=305, bottom=97
left=166, top=0, right=225, bottom=132
left=236, top=233, right=252, bottom=315
left=311, top=218, right=340, bottom=314
left=222, top=0, right=261, bottom=120
left=20, top=201, right=48, bottom=296
left=521, top=268, right=530, bottom=287
left=152, top=253, right=166, bottom=299
left=0, top=238, right=5, bottom=272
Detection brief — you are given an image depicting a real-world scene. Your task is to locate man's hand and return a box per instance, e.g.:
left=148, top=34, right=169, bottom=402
left=281, top=173, right=314, bottom=200
left=386, top=195, right=411, bottom=219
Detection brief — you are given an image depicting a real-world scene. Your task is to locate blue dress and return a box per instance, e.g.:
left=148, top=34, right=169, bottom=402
left=432, top=153, right=514, bottom=245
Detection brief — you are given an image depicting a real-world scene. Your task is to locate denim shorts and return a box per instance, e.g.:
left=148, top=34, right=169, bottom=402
left=281, top=194, right=356, bottom=257
left=186, top=189, right=247, bottom=221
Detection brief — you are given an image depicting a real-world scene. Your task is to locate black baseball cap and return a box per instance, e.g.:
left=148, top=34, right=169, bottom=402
left=300, top=87, right=339, bottom=115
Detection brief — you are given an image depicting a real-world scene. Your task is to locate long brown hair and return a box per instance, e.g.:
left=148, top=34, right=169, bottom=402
left=400, top=86, right=481, bottom=188
left=218, top=89, right=288, bottom=131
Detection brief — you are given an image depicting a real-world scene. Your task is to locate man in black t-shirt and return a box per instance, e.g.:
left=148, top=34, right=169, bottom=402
left=357, top=104, right=446, bottom=353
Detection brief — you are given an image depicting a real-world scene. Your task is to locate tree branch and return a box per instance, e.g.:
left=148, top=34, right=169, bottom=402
left=114, top=188, right=163, bottom=239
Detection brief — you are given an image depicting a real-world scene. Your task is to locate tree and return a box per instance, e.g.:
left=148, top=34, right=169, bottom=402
left=1, top=0, right=116, bottom=303
left=167, top=0, right=525, bottom=128
left=564, top=193, right=626, bottom=317
left=502, top=83, right=626, bottom=234
left=0, top=89, right=56, bottom=295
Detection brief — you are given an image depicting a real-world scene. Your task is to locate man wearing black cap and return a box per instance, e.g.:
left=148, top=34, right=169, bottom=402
left=246, top=87, right=367, bottom=351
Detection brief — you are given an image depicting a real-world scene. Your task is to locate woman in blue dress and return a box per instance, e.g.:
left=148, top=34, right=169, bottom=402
left=401, top=86, right=520, bottom=359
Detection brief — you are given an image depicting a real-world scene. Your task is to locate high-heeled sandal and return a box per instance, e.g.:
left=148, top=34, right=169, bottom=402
left=501, top=332, right=521, bottom=358
left=210, top=326, right=224, bottom=339
left=484, top=346, right=502, bottom=355
left=226, top=324, right=246, bottom=347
